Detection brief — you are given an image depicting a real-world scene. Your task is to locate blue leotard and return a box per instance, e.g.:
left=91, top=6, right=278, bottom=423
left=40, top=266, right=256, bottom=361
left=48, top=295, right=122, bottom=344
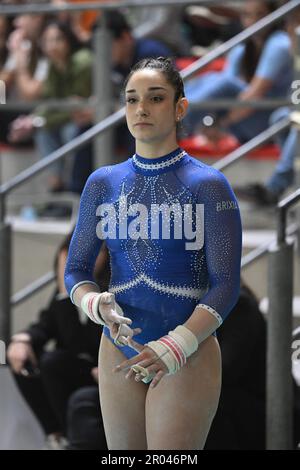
left=65, top=147, right=242, bottom=359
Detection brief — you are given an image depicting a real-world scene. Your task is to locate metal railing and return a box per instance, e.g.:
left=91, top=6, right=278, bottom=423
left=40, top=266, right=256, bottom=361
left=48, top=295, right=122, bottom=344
left=241, top=222, right=299, bottom=269
left=1, top=0, right=299, bottom=205
left=0, top=114, right=294, bottom=311
left=0, top=98, right=292, bottom=112
left=266, top=189, right=300, bottom=450
left=0, top=0, right=300, bottom=451
left=0, top=0, right=244, bottom=16
left=214, top=116, right=291, bottom=171
left=11, top=271, right=56, bottom=308
left=9, top=222, right=299, bottom=310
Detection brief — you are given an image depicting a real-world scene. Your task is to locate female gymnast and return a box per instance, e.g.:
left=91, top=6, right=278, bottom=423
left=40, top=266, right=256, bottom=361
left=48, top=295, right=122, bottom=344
left=64, top=57, right=242, bottom=450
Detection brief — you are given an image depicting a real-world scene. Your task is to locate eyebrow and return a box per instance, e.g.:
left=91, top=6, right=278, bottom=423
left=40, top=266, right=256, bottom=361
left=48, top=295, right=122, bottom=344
left=125, top=87, right=167, bottom=93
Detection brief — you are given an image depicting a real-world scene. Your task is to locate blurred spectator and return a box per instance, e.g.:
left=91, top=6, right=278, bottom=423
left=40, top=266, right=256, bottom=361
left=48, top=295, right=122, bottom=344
left=6, top=232, right=110, bottom=449
left=8, top=20, right=93, bottom=192
left=103, top=10, right=172, bottom=100
left=51, top=0, right=101, bottom=45
left=1, top=1, right=49, bottom=4
left=0, top=13, right=48, bottom=144
left=0, top=14, right=48, bottom=100
left=3, top=9, right=174, bottom=193
left=182, top=4, right=241, bottom=54
left=66, top=384, right=107, bottom=450
left=0, top=16, right=13, bottom=141
left=0, top=16, right=12, bottom=69
left=235, top=8, right=300, bottom=206
left=67, top=118, right=94, bottom=195
left=51, top=1, right=187, bottom=55
left=183, top=0, right=293, bottom=145
left=60, top=8, right=174, bottom=187
left=103, top=10, right=173, bottom=157
left=130, top=6, right=190, bottom=56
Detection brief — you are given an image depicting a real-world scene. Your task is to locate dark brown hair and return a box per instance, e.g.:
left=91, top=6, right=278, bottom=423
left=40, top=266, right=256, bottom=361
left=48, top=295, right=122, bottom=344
left=124, top=56, right=185, bottom=103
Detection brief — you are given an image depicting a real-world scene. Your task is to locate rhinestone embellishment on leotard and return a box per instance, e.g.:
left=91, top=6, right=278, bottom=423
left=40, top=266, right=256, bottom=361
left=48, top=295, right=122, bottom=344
left=132, top=150, right=186, bottom=171
left=196, top=303, right=223, bottom=325
left=110, top=273, right=206, bottom=300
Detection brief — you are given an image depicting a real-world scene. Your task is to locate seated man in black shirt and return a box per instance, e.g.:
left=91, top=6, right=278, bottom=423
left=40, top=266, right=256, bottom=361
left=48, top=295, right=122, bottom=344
left=7, top=232, right=110, bottom=449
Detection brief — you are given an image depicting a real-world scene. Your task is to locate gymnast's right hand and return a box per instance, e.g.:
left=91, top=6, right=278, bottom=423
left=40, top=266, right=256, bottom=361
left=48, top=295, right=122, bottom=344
left=81, top=291, right=141, bottom=346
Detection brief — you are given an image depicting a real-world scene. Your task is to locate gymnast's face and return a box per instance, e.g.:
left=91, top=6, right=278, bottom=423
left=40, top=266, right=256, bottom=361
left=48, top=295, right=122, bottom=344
left=125, top=69, right=187, bottom=147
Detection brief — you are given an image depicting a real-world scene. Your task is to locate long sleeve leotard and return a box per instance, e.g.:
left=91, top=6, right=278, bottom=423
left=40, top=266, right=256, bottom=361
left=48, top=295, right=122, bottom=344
left=65, top=147, right=242, bottom=359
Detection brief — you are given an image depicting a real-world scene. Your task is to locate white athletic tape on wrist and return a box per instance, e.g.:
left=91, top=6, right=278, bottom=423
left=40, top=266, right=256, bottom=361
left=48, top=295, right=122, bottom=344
left=81, top=293, right=136, bottom=345
left=98, top=292, right=126, bottom=320
left=81, top=292, right=106, bottom=325
left=147, top=340, right=178, bottom=374
left=169, top=325, right=199, bottom=357
left=159, top=335, right=185, bottom=372
left=147, top=325, right=199, bottom=376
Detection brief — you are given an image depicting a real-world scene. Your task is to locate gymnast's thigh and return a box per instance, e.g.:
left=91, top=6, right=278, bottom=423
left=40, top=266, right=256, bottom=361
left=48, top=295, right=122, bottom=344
left=145, top=335, right=222, bottom=450
left=98, top=334, right=148, bottom=450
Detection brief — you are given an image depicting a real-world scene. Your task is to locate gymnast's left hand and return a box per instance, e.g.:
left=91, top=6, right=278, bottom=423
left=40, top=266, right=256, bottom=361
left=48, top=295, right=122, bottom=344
left=113, top=337, right=168, bottom=388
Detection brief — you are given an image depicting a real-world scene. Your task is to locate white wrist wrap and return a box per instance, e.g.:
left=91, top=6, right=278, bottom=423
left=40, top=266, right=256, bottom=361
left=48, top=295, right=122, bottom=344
left=146, top=325, right=199, bottom=376
left=169, top=325, right=199, bottom=357
left=81, top=292, right=106, bottom=325
left=147, top=340, right=178, bottom=374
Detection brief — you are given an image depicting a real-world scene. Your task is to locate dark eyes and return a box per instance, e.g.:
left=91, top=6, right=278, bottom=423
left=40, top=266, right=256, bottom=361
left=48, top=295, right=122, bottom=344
left=126, top=96, right=164, bottom=104
left=152, top=96, right=164, bottom=102
left=126, top=97, right=137, bottom=104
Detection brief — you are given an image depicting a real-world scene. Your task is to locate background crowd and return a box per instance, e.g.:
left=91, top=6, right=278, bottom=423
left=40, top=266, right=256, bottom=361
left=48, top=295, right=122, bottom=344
left=2, top=0, right=300, bottom=449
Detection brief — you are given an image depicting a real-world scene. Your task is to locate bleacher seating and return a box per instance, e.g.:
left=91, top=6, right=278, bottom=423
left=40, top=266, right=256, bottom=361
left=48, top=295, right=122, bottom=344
left=179, top=135, right=280, bottom=160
